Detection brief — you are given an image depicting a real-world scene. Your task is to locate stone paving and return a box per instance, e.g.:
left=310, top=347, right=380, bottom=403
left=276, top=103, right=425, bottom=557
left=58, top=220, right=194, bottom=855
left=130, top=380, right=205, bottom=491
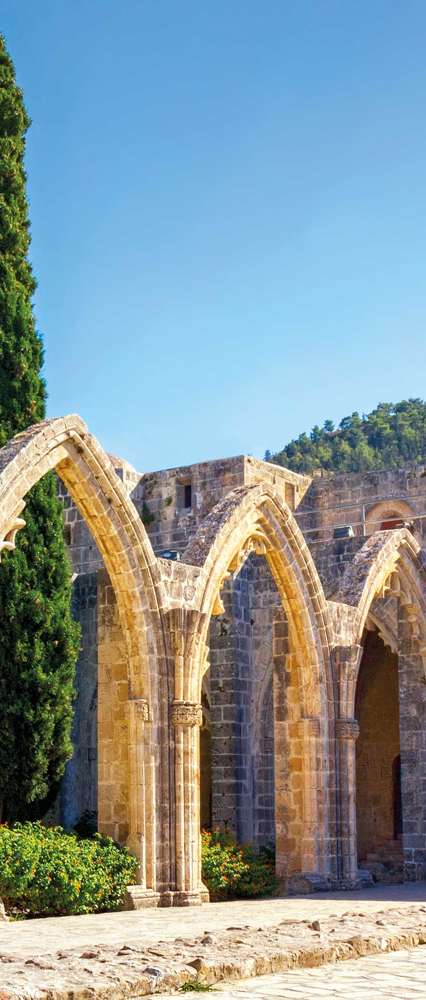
left=154, top=946, right=426, bottom=998
left=1, top=881, right=425, bottom=958
left=0, top=883, right=425, bottom=997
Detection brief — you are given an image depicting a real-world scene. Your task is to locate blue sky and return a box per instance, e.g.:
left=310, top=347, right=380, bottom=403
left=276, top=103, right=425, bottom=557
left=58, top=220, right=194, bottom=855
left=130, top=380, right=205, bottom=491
left=2, top=1, right=425, bottom=471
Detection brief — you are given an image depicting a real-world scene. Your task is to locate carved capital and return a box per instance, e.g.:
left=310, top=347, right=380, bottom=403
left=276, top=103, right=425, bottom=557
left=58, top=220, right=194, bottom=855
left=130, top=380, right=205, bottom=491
left=335, top=718, right=360, bottom=741
left=171, top=700, right=203, bottom=727
left=129, top=698, right=151, bottom=722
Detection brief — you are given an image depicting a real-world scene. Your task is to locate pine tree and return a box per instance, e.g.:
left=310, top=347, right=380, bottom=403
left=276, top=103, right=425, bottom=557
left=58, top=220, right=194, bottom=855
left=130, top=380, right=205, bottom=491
left=0, top=35, right=80, bottom=820
left=268, top=400, right=426, bottom=474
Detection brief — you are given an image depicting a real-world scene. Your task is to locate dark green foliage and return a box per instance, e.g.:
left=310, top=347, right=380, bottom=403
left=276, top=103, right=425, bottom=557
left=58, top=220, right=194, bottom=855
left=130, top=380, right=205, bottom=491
left=141, top=500, right=155, bottom=525
left=201, top=829, right=277, bottom=901
left=0, top=822, right=138, bottom=916
left=180, top=982, right=216, bottom=993
left=0, top=36, right=45, bottom=439
left=0, top=36, right=80, bottom=820
left=269, top=400, right=426, bottom=474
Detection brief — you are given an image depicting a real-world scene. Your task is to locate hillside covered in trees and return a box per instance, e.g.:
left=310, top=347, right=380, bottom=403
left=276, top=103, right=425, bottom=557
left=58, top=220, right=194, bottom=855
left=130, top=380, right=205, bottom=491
left=268, top=400, right=426, bottom=474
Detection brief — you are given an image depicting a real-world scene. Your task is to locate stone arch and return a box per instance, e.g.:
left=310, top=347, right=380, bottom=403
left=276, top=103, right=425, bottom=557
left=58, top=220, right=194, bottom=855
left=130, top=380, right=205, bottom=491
left=334, top=528, right=426, bottom=881
left=0, top=416, right=166, bottom=899
left=173, top=484, right=334, bottom=897
left=183, top=484, right=332, bottom=708
left=333, top=528, right=426, bottom=723
left=335, top=528, right=426, bottom=713
left=365, top=499, right=414, bottom=536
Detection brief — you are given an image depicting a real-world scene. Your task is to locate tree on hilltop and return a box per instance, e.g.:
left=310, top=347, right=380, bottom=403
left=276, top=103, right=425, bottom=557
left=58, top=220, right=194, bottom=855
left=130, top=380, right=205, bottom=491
left=268, top=400, right=426, bottom=474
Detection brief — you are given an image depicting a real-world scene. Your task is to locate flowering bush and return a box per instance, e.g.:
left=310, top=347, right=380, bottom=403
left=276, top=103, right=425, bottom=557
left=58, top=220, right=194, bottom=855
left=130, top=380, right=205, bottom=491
left=201, top=829, right=277, bottom=901
left=0, top=822, right=138, bottom=916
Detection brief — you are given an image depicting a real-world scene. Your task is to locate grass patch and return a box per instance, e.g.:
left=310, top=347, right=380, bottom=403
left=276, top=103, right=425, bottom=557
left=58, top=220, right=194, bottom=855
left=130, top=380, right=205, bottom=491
left=181, top=981, right=216, bottom=993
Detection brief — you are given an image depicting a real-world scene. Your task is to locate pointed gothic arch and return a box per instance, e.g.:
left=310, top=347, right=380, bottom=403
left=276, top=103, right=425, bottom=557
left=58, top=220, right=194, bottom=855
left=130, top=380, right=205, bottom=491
left=0, top=415, right=166, bottom=898
left=171, top=484, right=334, bottom=897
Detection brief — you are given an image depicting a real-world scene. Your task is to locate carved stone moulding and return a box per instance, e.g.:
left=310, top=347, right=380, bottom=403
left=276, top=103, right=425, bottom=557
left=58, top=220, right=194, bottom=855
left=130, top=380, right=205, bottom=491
left=171, top=700, right=203, bottom=727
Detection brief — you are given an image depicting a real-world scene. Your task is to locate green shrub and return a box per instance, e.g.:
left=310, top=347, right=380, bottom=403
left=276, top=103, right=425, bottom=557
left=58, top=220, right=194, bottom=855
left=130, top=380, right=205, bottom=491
left=0, top=822, right=138, bottom=916
left=201, top=829, right=277, bottom=901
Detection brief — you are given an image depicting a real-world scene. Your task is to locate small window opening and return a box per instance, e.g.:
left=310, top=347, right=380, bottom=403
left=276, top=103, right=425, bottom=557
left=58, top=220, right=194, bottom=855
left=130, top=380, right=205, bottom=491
left=177, top=479, right=193, bottom=511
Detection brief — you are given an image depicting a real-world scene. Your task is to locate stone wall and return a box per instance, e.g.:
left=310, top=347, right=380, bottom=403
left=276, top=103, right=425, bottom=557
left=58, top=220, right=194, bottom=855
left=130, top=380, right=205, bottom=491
left=296, top=465, right=426, bottom=597
left=60, top=572, right=98, bottom=829
left=355, top=630, right=400, bottom=862
left=204, top=554, right=280, bottom=848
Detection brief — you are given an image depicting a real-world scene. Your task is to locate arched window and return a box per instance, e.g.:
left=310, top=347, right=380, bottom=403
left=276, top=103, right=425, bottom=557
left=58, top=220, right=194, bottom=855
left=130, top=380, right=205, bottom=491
left=365, top=500, right=414, bottom=536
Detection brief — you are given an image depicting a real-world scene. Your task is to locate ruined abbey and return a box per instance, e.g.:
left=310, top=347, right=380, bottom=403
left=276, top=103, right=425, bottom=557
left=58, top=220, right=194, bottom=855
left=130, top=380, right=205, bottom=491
left=0, top=415, right=425, bottom=906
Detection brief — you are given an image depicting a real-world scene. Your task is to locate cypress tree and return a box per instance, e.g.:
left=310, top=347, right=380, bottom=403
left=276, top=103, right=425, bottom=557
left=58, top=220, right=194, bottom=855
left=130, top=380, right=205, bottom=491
left=0, top=35, right=80, bottom=820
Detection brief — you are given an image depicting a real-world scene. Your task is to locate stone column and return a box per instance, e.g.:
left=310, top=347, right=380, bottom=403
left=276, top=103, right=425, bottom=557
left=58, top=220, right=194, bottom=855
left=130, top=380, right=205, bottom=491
left=172, top=700, right=207, bottom=905
left=299, top=717, right=322, bottom=874
left=331, top=643, right=362, bottom=883
left=282, top=715, right=329, bottom=893
left=335, top=717, right=360, bottom=882
left=125, top=697, right=160, bottom=908
left=398, top=602, right=426, bottom=880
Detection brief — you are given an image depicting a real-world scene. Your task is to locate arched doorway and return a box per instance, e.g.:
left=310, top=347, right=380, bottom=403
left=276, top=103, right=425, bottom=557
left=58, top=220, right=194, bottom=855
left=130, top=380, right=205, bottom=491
left=355, top=629, right=403, bottom=879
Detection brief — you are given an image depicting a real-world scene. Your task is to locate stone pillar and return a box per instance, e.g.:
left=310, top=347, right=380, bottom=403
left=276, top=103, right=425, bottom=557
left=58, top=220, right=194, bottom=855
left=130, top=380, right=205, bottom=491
left=171, top=700, right=207, bottom=905
left=299, top=717, right=322, bottom=873
left=335, top=717, right=360, bottom=882
left=98, top=574, right=159, bottom=909
left=331, top=643, right=363, bottom=883
left=125, top=698, right=160, bottom=908
left=398, top=603, right=426, bottom=880
left=282, top=715, right=329, bottom=893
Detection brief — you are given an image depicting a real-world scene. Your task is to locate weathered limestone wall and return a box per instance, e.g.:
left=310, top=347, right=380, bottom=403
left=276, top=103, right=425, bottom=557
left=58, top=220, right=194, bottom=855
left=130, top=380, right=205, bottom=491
left=132, top=455, right=308, bottom=557
left=204, top=554, right=280, bottom=847
left=398, top=602, right=426, bottom=880
left=60, top=572, right=98, bottom=829
left=355, top=631, right=400, bottom=862
left=296, top=465, right=426, bottom=596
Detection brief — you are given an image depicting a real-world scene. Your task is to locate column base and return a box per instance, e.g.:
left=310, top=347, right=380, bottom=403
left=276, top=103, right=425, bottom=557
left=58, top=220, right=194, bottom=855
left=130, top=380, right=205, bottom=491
left=122, top=886, right=161, bottom=910
left=328, top=871, right=373, bottom=891
left=168, top=890, right=204, bottom=906
left=158, top=884, right=209, bottom=906
left=286, top=872, right=332, bottom=895
left=199, top=882, right=210, bottom=903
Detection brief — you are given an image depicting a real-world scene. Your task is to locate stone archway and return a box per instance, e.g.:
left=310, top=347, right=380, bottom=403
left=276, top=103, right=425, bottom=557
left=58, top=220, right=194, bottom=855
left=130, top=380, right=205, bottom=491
left=0, top=416, right=166, bottom=900
left=167, top=484, right=334, bottom=902
left=365, top=499, right=414, bottom=536
left=355, top=628, right=403, bottom=878
left=333, top=528, right=426, bottom=883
